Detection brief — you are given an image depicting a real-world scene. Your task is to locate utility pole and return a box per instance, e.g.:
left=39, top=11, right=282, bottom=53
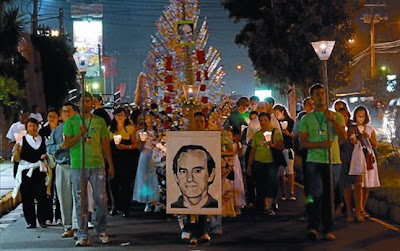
left=362, top=1, right=387, bottom=79
left=59, top=8, right=65, bottom=35
left=32, top=0, right=38, bottom=35
left=98, top=43, right=104, bottom=94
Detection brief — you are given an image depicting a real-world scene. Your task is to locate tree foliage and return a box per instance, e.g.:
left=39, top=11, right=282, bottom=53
left=223, top=0, right=362, bottom=95
left=0, top=76, right=25, bottom=106
left=31, top=35, right=77, bottom=109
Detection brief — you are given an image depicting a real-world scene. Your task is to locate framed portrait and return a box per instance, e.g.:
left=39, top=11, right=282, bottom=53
left=177, top=20, right=195, bottom=46
left=166, top=131, right=221, bottom=215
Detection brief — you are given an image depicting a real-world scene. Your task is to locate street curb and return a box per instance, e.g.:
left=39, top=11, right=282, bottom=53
left=0, top=191, right=21, bottom=217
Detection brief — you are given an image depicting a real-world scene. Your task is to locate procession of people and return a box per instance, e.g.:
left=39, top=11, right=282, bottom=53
left=7, top=83, right=382, bottom=247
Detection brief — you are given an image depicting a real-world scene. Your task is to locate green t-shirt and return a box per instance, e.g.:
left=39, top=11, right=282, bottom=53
left=63, top=114, right=108, bottom=169
left=298, top=111, right=345, bottom=164
left=252, top=129, right=283, bottom=163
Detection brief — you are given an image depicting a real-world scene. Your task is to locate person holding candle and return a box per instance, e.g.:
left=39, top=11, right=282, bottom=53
left=247, top=112, right=284, bottom=216
left=108, top=107, right=139, bottom=217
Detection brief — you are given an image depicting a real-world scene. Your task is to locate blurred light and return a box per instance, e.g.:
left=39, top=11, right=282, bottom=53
left=381, top=65, right=387, bottom=71
left=348, top=38, right=355, bottom=44
left=255, top=90, right=272, bottom=101
left=92, top=82, right=100, bottom=89
left=236, top=64, right=243, bottom=71
left=51, top=29, right=60, bottom=37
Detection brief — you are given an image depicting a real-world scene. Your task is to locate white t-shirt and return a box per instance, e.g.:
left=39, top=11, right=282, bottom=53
left=30, top=113, right=43, bottom=123
left=6, top=122, right=25, bottom=142
left=20, top=134, right=43, bottom=150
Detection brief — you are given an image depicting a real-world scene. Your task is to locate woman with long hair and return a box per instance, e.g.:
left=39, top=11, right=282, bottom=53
left=108, top=107, right=139, bottom=217
left=133, top=112, right=160, bottom=212
left=352, top=105, right=379, bottom=219
left=273, top=104, right=296, bottom=201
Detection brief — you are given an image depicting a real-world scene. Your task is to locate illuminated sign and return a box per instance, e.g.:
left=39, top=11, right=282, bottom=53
left=73, top=20, right=103, bottom=78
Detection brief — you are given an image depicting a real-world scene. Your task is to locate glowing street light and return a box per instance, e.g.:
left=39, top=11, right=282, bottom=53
left=92, top=82, right=100, bottom=90
left=311, top=40, right=335, bottom=220
left=236, top=64, right=243, bottom=71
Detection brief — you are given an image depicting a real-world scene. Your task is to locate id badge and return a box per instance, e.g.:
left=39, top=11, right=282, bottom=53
left=318, top=130, right=325, bottom=136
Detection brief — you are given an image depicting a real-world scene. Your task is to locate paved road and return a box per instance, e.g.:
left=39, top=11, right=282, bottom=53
left=1, top=186, right=399, bottom=250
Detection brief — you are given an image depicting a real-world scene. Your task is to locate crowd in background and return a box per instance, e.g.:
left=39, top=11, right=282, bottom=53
left=6, top=84, right=380, bottom=246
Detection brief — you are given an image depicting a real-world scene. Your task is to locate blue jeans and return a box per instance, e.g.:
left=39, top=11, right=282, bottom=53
left=71, top=168, right=108, bottom=239
left=305, top=162, right=341, bottom=233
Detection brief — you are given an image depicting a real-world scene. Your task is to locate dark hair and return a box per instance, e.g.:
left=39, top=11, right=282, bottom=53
left=333, top=100, right=348, bottom=111
left=249, top=96, right=260, bottom=102
left=130, top=108, right=142, bottom=126
left=250, top=111, right=258, bottom=117
left=63, top=102, right=77, bottom=111
left=47, top=108, right=60, bottom=117
left=150, top=103, right=158, bottom=110
left=110, top=107, right=130, bottom=133
left=78, top=91, right=93, bottom=101
left=92, top=94, right=103, bottom=103
left=25, top=117, right=39, bottom=128
left=194, top=111, right=207, bottom=121
left=352, top=105, right=370, bottom=125
left=172, top=145, right=216, bottom=179
left=258, top=112, right=271, bottom=121
left=273, top=104, right=290, bottom=120
left=309, top=84, right=324, bottom=96
left=20, top=109, right=29, bottom=114
left=236, top=97, right=249, bottom=107
left=31, top=105, right=38, bottom=113
left=264, top=96, right=275, bottom=105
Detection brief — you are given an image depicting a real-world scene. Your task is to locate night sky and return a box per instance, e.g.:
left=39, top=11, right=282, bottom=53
left=12, top=0, right=400, bottom=100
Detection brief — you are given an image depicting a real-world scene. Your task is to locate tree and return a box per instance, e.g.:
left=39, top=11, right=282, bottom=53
left=223, top=0, right=361, bottom=96
left=31, top=35, right=77, bottom=109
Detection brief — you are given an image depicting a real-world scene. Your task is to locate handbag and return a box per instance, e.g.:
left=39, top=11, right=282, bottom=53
left=271, top=129, right=287, bottom=167
left=354, top=126, right=375, bottom=171
left=349, top=142, right=366, bottom=175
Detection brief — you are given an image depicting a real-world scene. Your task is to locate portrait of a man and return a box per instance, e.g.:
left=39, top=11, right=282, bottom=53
left=171, top=145, right=218, bottom=209
left=177, top=21, right=195, bottom=45
left=166, top=131, right=221, bottom=215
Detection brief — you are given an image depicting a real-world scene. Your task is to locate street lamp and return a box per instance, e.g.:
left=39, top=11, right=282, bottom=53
left=311, top=40, right=335, bottom=219
left=73, top=53, right=89, bottom=234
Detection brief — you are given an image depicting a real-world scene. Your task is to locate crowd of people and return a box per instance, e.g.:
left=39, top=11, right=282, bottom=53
left=6, top=84, right=380, bottom=246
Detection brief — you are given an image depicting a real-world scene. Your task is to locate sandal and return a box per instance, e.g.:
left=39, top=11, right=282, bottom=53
left=356, top=214, right=365, bottom=222
left=361, top=211, right=370, bottom=218
left=345, top=216, right=354, bottom=223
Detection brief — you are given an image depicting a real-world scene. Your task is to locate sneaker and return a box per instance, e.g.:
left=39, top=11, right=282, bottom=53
left=109, top=209, right=118, bottom=216
left=88, top=222, right=94, bottom=229
left=361, top=211, right=370, bottom=218
left=307, top=229, right=319, bottom=240
left=266, top=208, right=275, bottom=216
left=144, top=203, right=152, bottom=213
left=61, top=228, right=74, bottom=238
left=73, top=229, right=78, bottom=240
left=99, top=232, right=110, bottom=244
left=154, top=205, right=161, bottom=213
left=323, top=232, right=336, bottom=241
left=289, top=194, right=297, bottom=201
left=189, top=238, right=198, bottom=246
left=280, top=195, right=287, bottom=201
left=57, top=219, right=63, bottom=225
left=200, top=233, right=211, bottom=243
left=45, top=220, right=52, bottom=226
left=181, top=231, right=191, bottom=240
left=75, top=238, right=91, bottom=246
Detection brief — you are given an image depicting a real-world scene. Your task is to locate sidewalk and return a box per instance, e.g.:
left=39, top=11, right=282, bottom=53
left=0, top=161, right=21, bottom=217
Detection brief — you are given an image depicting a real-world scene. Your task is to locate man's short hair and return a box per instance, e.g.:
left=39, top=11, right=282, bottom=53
left=92, top=94, right=103, bottom=103
left=236, top=97, right=249, bottom=107
left=309, top=84, right=324, bottom=96
left=258, top=112, right=271, bottom=121
left=249, top=96, right=260, bottom=103
left=173, top=145, right=216, bottom=177
left=63, top=102, right=77, bottom=111
left=264, top=97, right=275, bottom=105
left=78, top=91, right=93, bottom=101
left=250, top=111, right=258, bottom=117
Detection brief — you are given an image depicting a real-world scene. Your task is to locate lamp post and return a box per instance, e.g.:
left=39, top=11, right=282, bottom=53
left=311, top=40, right=335, bottom=218
left=73, top=53, right=89, bottom=233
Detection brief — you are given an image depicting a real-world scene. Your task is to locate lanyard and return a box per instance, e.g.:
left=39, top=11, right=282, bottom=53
left=313, top=112, right=325, bottom=131
left=80, top=115, right=93, bottom=137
